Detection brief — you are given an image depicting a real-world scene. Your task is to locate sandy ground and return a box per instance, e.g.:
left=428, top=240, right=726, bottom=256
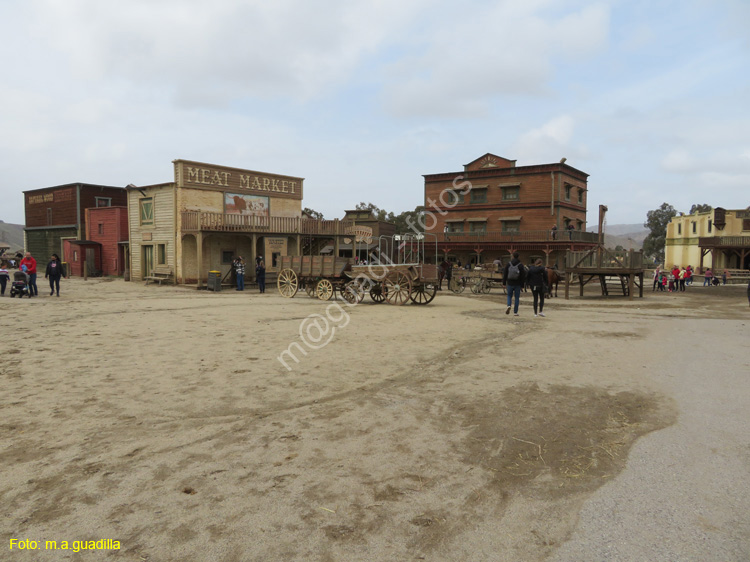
left=0, top=277, right=748, bottom=561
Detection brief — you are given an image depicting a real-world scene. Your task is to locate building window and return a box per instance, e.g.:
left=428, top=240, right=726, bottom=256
left=222, top=250, right=234, bottom=264
left=578, top=189, right=584, bottom=204
left=564, top=185, right=572, bottom=201
left=691, top=222, right=696, bottom=234
left=74, top=250, right=78, bottom=262
left=98, top=223, right=103, bottom=235
left=502, top=186, right=520, bottom=201
left=157, top=244, right=166, bottom=265
left=47, top=208, right=52, bottom=226
left=469, top=221, right=487, bottom=233
left=445, top=222, right=464, bottom=233
left=743, top=219, right=750, bottom=231
left=96, top=197, right=112, bottom=207
left=470, top=189, right=487, bottom=204
left=708, top=220, right=712, bottom=233
left=502, top=220, right=521, bottom=233
left=678, top=224, right=682, bottom=235
left=443, top=190, right=464, bottom=205
left=139, top=198, right=153, bottom=226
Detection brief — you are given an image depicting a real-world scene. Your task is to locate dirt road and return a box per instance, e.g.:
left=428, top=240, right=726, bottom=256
left=0, top=279, right=747, bottom=561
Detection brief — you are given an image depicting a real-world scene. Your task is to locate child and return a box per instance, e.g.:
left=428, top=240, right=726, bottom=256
left=668, top=275, right=675, bottom=292
left=658, top=273, right=666, bottom=292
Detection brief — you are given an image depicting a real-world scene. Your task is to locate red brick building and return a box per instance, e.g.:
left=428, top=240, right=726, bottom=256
left=423, top=153, right=598, bottom=267
left=24, top=183, right=127, bottom=261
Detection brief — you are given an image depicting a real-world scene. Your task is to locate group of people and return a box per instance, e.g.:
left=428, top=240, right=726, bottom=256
left=503, top=252, right=548, bottom=317
left=652, top=265, right=732, bottom=292
left=232, top=255, right=266, bottom=293
left=0, top=251, right=65, bottom=297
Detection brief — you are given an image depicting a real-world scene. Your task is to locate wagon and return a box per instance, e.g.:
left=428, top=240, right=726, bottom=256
left=276, top=255, right=359, bottom=302
left=276, top=233, right=440, bottom=305
left=449, top=263, right=506, bottom=294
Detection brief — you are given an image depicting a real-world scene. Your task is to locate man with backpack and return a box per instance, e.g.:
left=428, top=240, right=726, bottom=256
left=503, top=252, right=526, bottom=316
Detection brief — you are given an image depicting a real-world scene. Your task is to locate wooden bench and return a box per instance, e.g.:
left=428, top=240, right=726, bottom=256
left=145, top=266, right=174, bottom=286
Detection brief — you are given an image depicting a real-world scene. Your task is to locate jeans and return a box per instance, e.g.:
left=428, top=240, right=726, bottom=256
left=257, top=272, right=266, bottom=293
left=703, top=277, right=711, bottom=286
left=28, top=273, right=38, bottom=296
left=506, top=284, right=521, bottom=313
left=0, top=275, right=7, bottom=295
left=236, top=274, right=245, bottom=291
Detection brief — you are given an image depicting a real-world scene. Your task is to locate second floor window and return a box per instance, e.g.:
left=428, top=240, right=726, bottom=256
left=578, top=189, right=584, bottom=204
left=502, top=186, right=520, bottom=201
left=96, top=197, right=112, bottom=207
left=140, top=198, right=153, bottom=226
left=445, top=222, right=464, bottom=233
left=470, top=189, right=487, bottom=204
left=502, top=220, right=521, bottom=233
left=564, top=185, right=572, bottom=201
left=469, top=221, right=487, bottom=233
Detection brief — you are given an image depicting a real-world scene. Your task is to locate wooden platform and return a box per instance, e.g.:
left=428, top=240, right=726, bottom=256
left=564, top=248, right=645, bottom=300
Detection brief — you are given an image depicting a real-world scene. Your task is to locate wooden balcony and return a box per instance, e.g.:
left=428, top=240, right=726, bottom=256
left=437, top=230, right=599, bottom=244
left=699, top=236, right=750, bottom=248
left=181, top=212, right=361, bottom=236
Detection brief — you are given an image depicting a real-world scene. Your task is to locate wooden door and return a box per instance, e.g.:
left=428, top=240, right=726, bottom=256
left=142, top=245, right=154, bottom=278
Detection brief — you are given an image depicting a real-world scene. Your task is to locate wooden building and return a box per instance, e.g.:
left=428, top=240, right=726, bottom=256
left=423, top=153, right=598, bottom=266
left=665, top=207, right=750, bottom=272
left=23, top=183, right=126, bottom=260
left=127, top=160, right=367, bottom=286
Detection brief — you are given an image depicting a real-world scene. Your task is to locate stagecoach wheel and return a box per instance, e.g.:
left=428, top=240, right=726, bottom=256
left=384, top=271, right=412, bottom=305
left=341, top=280, right=365, bottom=305
left=481, top=279, right=491, bottom=294
left=410, top=282, right=437, bottom=305
left=470, top=278, right=483, bottom=294
left=277, top=268, right=299, bottom=298
left=370, top=283, right=386, bottom=303
left=316, top=279, right=334, bottom=301
left=449, top=277, right=466, bottom=294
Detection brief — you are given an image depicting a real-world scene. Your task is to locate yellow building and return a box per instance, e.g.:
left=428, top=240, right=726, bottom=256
left=127, top=160, right=363, bottom=286
left=665, top=207, right=750, bottom=272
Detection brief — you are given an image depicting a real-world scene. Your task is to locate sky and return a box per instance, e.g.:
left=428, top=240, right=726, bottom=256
left=1, top=0, right=749, bottom=227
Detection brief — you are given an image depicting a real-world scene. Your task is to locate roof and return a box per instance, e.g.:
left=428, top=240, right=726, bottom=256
left=23, top=182, right=125, bottom=194
left=67, top=240, right=102, bottom=246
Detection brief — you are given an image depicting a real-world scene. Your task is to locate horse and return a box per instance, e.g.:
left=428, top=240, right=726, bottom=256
left=546, top=267, right=562, bottom=298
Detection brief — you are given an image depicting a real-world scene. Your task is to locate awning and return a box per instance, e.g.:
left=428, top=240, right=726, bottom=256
left=467, top=218, right=488, bottom=222
left=67, top=240, right=102, bottom=245
left=499, top=216, right=522, bottom=221
left=445, top=219, right=465, bottom=223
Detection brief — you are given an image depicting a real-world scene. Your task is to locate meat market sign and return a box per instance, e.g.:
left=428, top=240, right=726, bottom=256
left=173, top=159, right=303, bottom=200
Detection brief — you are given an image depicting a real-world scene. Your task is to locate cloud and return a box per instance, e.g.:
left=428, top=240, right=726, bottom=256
left=382, top=1, right=610, bottom=117
left=513, top=115, right=590, bottom=163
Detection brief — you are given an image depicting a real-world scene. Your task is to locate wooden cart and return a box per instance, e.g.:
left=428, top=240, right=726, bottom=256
left=276, top=255, right=359, bottom=301
left=449, top=264, right=506, bottom=294
left=343, top=262, right=439, bottom=305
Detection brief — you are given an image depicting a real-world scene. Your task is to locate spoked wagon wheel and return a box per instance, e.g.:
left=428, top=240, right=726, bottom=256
left=470, top=278, right=483, bottom=294
left=370, top=283, right=386, bottom=303
left=316, top=279, right=334, bottom=301
left=384, top=271, right=412, bottom=305
left=449, top=277, right=466, bottom=294
left=410, top=282, right=437, bottom=305
left=277, top=268, right=299, bottom=298
left=481, top=280, right=491, bottom=294
left=341, top=280, right=365, bottom=305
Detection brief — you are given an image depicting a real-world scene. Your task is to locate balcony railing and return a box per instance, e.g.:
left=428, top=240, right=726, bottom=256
left=181, top=212, right=360, bottom=236
left=699, top=236, right=750, bottom=248
left=437, top=230, right=599, bottom=244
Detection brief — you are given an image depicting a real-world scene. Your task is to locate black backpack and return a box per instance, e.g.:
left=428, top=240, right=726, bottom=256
left=507, top=261, right=521, bottom=281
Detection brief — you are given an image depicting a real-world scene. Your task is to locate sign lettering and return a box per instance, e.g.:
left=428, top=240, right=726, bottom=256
left=178, top=161, right=301, bottom=199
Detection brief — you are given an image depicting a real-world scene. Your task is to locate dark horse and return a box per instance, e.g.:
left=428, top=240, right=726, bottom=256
left=546, top=267, right=562, bottom=298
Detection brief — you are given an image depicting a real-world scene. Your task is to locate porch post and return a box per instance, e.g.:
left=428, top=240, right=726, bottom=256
left=197, top=232, right=203, bottom=289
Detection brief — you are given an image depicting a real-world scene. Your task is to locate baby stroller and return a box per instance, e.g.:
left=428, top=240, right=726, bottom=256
left=10, top=270, right=31, bottom=298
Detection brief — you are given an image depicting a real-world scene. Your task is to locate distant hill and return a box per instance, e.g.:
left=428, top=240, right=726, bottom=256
left=587, top=223, right=648, bottom=250
left=0, top=221, right=25, bottom=252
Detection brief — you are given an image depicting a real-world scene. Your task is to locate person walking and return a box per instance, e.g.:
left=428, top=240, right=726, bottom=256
left=443, top=259, right=452, bottom=291
left=0, top=264, right=9, bottom=296
left=45, top=254, right=65, bottom=296
left=233, top=256, right=246, bottom=291
left=652, top=266, right=660, bottom=291
left=503, top=252, right=526, bottom=316
left=255, top=256, right=266, bottom=293
left=679, top=267, right=687, bottom=292
left=19, top=252, right=38, bottom=296
left=526, top=258, right=548, bottom=317
left=703, top=269, right=714, bottom=286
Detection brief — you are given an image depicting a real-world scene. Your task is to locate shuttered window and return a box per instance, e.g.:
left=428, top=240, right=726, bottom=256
left=140, top=198, right=153, bottom=226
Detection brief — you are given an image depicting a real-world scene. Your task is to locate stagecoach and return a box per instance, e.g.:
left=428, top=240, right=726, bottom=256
left=276, top=233, right=440, bottom=305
